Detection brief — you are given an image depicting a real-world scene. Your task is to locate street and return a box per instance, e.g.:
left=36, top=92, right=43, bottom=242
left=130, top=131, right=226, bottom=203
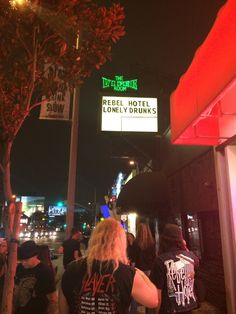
left=20, top=231, right=66, bottom=255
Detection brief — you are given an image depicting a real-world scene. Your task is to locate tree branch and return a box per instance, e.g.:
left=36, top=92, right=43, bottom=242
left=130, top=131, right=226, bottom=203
left=24, top=26, right=38, bottom=112
left=16, top=26, right=32, bottom=59
left=0, top=87, right=9, bottom=130
left=13, top=98, right=49, bottom=138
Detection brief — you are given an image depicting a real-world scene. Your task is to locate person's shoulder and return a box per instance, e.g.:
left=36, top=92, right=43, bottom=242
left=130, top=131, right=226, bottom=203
left=178, top=250, right=198, bottom=259
left=16, top=262, right=24, bottom=274
left=65, top=238, right=78, bottom=245
left=66, top=257, right=87, bottom=273
left=175, top=250, right=199, bottom=266
left=63, top=238, right=70, bottom=244
left=152, top=255, right=165, bottom=267
left=36, top=261, right=54, bottom=275
left=186, top=250, right=200, bottom=266
left=71, top=238, right=79, bottom=244
left=132, top=241, right=140, bottom=251
left=155, top=251, right=169, bottom=260
left=63, top=258, right=87, bottom=282
left=62, top=239, right=67, bottom=247
left=119, top=261, right=133, bottom=268
left=117, top=262, right=136, bottom=275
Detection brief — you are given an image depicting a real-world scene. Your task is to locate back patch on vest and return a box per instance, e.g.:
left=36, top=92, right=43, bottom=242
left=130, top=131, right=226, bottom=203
left=164, top=254, right=196, bottom=307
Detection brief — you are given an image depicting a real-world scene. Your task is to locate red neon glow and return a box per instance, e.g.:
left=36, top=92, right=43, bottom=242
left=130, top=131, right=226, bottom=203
left=171, top=0, right=236, bottom=146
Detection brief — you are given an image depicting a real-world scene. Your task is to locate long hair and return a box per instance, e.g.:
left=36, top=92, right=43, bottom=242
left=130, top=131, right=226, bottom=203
left=37, top=244, right=55, bottom=275
left=135, top=223, right=155, bottom=250
left=86, top=218, right=128, bottom=274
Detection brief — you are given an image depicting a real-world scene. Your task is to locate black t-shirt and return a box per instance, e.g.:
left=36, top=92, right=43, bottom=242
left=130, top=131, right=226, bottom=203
left=63, top=238, right=82, bottom=268
left=132, top=241, right=156, bottom=271
left=127, top=244, right=136, bottom=265
left=14, top=262, right=56, bottom=314
left=150, top=249, right=199, bottom=314
left=61, top=258, right=136, bottom=314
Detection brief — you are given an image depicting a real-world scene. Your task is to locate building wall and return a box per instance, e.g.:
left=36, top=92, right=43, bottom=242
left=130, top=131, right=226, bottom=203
left=169, top=149, right=218, bottom=214
left=160, top=134, right=226, bottom=310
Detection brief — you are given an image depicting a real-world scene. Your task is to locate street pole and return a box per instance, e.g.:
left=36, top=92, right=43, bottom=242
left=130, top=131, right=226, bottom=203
left=66, top=86, right=80, bottom=237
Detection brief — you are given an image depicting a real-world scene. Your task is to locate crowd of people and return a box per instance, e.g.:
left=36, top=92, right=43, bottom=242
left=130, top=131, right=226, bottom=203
left=0, top=218, right=200, bottom=314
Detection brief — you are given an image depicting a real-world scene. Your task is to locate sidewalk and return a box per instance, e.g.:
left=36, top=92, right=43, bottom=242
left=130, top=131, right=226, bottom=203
left=136, top=302, right=223, bottom=314
left=52, top=253, right=64, bottom=288
left=193, top=303, right=223, bottom=314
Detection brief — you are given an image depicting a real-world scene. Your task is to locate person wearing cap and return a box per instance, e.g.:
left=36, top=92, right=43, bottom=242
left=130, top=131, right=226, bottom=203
left=14, top=240, right=57, bottom=314
left=150, top=224, right=199, bottom=314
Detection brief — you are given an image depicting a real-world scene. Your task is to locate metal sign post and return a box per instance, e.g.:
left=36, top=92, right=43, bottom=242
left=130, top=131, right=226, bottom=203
left=66, top=86, right=80, bottom=237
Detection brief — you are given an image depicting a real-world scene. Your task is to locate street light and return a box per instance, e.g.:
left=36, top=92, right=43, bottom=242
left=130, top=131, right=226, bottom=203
left=10, top=0, right=29, bottom=8
left=129, top=159, right=139, bottom=174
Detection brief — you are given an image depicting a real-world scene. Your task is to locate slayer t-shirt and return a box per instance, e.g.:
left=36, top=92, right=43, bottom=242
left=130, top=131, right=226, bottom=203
left=150, top=249, right=199, bottom=314
left=61, top=258, right=135, bottom=314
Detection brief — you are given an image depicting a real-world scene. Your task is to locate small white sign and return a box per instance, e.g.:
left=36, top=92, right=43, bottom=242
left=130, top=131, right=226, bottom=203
left=101, top=96, right=158, bottom=132
left=48, top=206, right=67, bottom=217
left=39, top=89, right=71, bottom=120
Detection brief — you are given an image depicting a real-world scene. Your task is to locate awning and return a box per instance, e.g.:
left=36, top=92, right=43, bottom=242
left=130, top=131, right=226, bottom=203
left=116, top=171, right=170, bottom=216
left=170, top=0, right=236, bottom=146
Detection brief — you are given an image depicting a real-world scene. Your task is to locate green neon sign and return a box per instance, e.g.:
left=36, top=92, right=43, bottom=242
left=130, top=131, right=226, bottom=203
left=102, top=76, right=138, bottom=92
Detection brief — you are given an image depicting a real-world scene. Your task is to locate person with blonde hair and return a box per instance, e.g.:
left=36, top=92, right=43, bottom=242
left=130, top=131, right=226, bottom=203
left=59, top=218, right=159, bottom=314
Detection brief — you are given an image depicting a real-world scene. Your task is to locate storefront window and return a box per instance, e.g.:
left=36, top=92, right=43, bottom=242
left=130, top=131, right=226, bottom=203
left=186, top=214, right=201, bottom=258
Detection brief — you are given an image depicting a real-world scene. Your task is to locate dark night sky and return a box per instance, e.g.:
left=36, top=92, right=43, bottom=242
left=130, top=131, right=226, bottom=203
left=11, top=0, right=226, bottom=206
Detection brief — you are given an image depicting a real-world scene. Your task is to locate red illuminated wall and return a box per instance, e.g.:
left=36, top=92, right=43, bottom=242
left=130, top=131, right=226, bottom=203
left=171, top=0, right=236, bottom=146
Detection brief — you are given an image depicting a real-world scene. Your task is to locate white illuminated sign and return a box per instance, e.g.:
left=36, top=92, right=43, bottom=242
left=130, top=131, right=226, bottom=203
left=48, top=206, right=67, bottom=217
left=101, top=96, right=158, bottom=132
